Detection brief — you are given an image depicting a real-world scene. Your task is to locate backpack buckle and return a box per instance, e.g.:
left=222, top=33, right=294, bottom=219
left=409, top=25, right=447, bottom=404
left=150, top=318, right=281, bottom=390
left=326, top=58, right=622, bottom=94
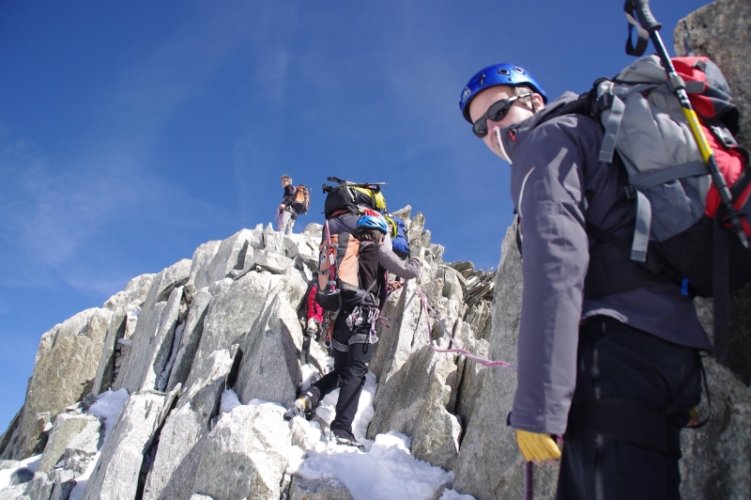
left=710, top=125, right=738, bottom=148
left=593, top=79, right=614, bottom=114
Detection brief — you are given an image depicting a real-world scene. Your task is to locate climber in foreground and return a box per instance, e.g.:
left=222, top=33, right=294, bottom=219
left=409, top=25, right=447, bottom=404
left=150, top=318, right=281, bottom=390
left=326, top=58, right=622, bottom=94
left=458, top=62, right=708, bottom=498
left=286, top=212, right=421, bottom=448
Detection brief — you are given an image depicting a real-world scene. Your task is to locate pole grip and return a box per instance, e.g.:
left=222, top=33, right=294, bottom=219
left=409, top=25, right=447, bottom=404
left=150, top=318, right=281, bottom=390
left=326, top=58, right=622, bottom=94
left=627, top=0, right=662, bottom=31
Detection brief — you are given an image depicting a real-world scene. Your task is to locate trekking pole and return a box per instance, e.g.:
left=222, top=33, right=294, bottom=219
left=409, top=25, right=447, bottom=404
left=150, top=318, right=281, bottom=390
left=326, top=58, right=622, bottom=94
left=624, top=0, right=749, bottom=249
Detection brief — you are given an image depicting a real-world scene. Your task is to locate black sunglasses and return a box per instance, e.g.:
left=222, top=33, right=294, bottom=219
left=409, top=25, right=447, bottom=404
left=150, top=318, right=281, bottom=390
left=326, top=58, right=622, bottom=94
left=472, top=94, right=531, bottom=138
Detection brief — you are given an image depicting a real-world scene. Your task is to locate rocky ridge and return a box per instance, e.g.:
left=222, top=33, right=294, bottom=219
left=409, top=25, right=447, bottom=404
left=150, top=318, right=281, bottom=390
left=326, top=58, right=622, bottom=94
left=0, top=207, right=509, bottom=499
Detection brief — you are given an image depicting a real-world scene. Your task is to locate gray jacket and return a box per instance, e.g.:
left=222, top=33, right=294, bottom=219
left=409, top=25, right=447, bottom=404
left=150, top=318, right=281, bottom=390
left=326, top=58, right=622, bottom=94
left=326, top=214, right=421, bottom=280
left=501, top=93, right=710, bottom=435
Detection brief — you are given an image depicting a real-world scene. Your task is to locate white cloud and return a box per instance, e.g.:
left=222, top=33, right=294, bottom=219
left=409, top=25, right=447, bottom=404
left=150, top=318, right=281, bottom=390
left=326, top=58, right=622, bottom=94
left=0, top=142, right=227, bottom=296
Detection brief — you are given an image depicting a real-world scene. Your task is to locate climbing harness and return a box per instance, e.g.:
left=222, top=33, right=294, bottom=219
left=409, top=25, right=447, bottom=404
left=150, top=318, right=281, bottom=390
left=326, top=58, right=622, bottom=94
left=367, top=307, right=380, bottom=343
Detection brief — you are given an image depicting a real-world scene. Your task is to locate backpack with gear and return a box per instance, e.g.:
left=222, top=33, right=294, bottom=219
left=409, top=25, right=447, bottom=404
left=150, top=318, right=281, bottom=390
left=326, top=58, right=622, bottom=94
left=321, top=177, right=387, bottom=219
left=291, top=184, right=310, bottom=215
left=539, top=4, right=751, bottom=361
left=315, top=220, right=381, bottom=313
left=561, top=55, right=751, bottom=298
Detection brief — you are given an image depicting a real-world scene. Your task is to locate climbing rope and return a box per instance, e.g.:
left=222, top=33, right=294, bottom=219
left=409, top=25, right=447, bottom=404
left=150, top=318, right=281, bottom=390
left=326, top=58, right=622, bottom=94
left=415, top=285, right=512, bottom=368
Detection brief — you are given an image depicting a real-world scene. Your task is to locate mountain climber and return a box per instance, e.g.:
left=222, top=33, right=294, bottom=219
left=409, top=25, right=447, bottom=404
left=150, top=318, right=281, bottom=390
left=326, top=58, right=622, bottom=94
left=303, top=277, right=325, bottom=340
left=298, top=272, right=325, bottom=342
left=297, top=276, right=326, bottom=362
left=287, top=213, right=421, bottom=447
left=276, top=174, right=297, bottom=234
left=459, top=63, right=709, bottom=499
left=384, top=214, right=411, bottom=260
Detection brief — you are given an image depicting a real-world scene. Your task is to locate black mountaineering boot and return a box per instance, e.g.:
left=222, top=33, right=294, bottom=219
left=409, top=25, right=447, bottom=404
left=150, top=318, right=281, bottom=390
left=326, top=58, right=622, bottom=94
left=331, top=428, right=361, bottom=448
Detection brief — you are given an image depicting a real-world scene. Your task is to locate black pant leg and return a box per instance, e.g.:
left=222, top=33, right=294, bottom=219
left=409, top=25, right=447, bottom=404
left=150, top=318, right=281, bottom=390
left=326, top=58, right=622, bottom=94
left=556, top=317, right=701, bottom=500
left=308, top=348, right=348, bottom=405
left=330, top=341, right=375, bottom=434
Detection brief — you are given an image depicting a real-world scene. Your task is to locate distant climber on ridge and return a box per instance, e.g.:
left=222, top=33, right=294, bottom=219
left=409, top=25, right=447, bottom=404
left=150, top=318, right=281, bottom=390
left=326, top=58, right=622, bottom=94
left=276, top=175, right=310, bottom=234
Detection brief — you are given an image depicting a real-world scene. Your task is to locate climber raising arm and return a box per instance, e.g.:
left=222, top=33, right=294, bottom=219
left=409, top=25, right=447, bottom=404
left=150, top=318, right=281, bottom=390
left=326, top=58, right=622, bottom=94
left=378, top=241, right=420, bottom=280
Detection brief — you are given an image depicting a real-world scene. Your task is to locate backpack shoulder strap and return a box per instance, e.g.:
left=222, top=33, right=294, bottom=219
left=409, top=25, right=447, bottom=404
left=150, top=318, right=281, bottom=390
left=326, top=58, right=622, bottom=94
left=536, top=91, right=594, bottom=126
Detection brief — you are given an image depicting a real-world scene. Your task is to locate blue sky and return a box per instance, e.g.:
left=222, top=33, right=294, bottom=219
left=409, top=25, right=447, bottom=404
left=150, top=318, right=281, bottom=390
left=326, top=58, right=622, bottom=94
left=0, top=1, right=709, bottom=432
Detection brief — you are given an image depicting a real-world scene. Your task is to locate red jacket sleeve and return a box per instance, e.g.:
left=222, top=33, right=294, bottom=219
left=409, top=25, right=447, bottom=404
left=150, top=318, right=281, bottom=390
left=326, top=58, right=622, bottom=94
left=307, top=283, right=324, bottom=323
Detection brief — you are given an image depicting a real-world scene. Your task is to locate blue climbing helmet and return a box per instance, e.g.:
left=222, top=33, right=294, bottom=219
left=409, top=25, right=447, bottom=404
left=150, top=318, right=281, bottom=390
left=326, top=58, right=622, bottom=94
left=459, top=63, right=548, bottom=122
left=357, top=214, right=388, bottom=234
